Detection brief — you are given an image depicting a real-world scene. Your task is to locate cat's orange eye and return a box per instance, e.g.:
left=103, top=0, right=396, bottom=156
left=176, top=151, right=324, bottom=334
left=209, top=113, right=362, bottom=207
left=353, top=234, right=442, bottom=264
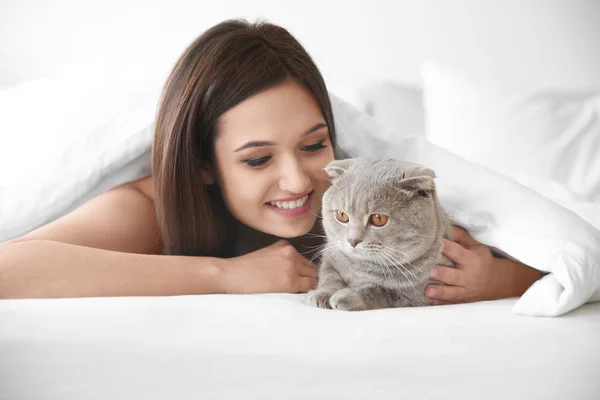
left=370, top=214, right=389, bottom=227
left=335, top=210, right=349, bottom=223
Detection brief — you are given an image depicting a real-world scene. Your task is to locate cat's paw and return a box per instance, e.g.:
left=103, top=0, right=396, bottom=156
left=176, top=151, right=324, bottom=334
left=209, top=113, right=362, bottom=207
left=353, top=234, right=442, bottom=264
left=329, top=288, right=367, bottom=311
left=305, top=289, right=334, bottom=309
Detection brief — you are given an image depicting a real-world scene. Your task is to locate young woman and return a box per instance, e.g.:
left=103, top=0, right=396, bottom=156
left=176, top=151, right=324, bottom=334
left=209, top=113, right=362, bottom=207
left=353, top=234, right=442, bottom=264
left=0, top=20, right=544, bottom=303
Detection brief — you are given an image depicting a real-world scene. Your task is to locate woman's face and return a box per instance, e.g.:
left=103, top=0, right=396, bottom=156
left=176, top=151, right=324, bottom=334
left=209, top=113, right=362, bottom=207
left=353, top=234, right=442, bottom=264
left=214, top=79, right=334, bottom=238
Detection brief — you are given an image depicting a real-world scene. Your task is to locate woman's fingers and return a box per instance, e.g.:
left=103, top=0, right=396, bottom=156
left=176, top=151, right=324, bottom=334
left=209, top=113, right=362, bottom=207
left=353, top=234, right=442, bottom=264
left=429, top=265, right=463, bottom=286
left=300, top=254, right=318, bottom=268
left=296, top=277, right=318, bottom=293
left=425, top=284, right=469, bottom=302
left=451, top=226, right=480, bottom=246
left=441, top=239, right=478, bottom=268
left=272, top=239, right=291, bottom=247
left=431, top=299, right=454, bottom=306
left=298, top=253, right=319, bottom=275
left=298, top=262, right=319, bottom=278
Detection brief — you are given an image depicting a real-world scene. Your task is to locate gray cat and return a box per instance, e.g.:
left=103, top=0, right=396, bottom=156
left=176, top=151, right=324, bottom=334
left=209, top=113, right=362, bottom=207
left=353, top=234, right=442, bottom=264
left=305, top=158, right=455, bottom=311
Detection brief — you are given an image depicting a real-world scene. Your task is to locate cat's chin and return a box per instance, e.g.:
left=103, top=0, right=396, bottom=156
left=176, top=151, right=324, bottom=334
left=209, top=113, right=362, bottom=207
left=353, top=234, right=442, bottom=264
left=343, top=249, right=376, bottom=262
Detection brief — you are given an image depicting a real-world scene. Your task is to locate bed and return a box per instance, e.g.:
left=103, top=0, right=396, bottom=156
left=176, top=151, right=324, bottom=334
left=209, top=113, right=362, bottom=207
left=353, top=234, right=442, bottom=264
left=1, top=61, right=600, bottom=399
left=2, top=295, right=600, bottom=399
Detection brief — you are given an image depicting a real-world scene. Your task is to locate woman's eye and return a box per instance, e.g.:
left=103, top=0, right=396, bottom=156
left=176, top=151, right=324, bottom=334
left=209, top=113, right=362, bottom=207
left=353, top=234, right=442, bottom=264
left=301, top=139, right=327, bottom=152
left=244, top=156, right=271, bottom=168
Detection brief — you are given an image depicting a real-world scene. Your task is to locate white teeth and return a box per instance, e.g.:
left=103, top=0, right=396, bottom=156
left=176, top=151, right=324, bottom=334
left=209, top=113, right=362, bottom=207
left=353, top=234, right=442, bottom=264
left=270, top=195, right=309, bottom=210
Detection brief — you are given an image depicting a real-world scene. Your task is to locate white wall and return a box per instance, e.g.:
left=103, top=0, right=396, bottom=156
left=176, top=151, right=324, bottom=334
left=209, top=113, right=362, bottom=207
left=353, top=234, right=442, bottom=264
left=1, top=0, right=599, bottom=105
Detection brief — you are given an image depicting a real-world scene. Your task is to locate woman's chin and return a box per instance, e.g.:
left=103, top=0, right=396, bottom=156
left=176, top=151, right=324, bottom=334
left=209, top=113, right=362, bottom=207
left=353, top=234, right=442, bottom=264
left=263, top=215, right=317, bottom=239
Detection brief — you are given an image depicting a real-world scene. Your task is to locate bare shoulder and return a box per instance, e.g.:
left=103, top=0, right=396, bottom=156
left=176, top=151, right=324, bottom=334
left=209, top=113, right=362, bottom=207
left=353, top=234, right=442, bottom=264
left=4, top=175, right=163, bottom=254
left=128, top=175, right=155, bottom=201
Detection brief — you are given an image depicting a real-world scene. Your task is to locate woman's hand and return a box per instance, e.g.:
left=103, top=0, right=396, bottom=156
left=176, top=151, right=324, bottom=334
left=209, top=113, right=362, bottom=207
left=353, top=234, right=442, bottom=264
left=221, top=240, right=319, bottom=294
left=425, top=226, right=545, bottom=305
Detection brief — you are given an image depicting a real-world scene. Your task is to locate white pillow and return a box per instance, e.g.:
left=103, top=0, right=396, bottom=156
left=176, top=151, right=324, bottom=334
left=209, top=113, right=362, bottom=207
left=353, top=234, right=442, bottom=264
left=358, top=81, right=425, bottom=136
left=0, top=67, right=162, bottom=242
left=421, top=63, right=600, bottom=203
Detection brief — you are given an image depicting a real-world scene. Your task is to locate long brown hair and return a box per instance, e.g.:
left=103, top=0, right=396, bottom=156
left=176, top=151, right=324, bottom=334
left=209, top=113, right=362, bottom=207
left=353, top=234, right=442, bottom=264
left=152, top=19, right=336, bottom=257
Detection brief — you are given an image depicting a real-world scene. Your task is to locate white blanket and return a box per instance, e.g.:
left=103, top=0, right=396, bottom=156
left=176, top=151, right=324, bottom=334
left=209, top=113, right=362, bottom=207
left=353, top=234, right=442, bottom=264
left=1, top=88, right=599, bottom=317
left=332, top=96, right=600, bottom=316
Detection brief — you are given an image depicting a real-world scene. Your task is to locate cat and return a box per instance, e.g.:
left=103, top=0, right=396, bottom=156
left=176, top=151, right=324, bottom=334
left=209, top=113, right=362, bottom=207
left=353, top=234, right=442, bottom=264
left=305, top=158, right=455, bottom=311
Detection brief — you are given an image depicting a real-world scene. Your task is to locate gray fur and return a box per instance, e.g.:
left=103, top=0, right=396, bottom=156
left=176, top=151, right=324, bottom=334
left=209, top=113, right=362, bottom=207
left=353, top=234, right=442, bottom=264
left=305, top=158, right=454, bottom=311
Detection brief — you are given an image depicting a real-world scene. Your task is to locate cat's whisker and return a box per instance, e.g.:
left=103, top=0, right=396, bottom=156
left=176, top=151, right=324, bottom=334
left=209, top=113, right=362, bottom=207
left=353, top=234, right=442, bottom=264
left=302, top=232, right=328, bottom=239
left=298, top=238, right=329, bottom=248
left=303, top=240, right=330, bottom=254
left=378, top=247, right=422, bottom=282
left=372, top=251, right=393, bottom=281
left=377, top=244, right=417, bottom=263
left=384, top=253, right=422, bottom=291
left=378, top=249, right=416, bottom=286
left=315, top=245, right=343, bottom=265
left=307, top=209, right=323, bottom=219
left=308, top=244, right=331, bottom=259
left=301, top=245, right=327, bottom=258
left=381, top=249, right=414, bottom=285
left=374, top=245, right=421, bottom=279
left=309, top=242, right=343, bottom=264
left=299, top=243, right=328, bottom=251
left=406, top=233, right=438, bottom=239
left=384, top=254, right=421, bottom=282
left=298, top=244, right=324, bottom=254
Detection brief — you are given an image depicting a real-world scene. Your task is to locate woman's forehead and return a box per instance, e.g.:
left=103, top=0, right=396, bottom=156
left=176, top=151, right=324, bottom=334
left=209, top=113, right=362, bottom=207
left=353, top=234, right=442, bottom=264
left=216, top=80, right=325, bottom=148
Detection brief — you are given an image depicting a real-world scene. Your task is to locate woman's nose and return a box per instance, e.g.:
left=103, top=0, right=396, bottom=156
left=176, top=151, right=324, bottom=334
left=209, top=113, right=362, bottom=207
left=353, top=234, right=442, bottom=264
left=279, top=159, right=310, bottom=193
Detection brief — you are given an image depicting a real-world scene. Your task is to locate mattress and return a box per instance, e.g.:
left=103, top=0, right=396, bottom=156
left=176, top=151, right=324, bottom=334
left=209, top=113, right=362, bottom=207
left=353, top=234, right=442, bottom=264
left=1, top=294, right=599, bottom=400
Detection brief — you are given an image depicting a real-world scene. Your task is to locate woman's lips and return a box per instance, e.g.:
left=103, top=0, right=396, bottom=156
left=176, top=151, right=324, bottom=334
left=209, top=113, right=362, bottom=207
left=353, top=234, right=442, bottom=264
left=266, top=191, right=314, bottom=217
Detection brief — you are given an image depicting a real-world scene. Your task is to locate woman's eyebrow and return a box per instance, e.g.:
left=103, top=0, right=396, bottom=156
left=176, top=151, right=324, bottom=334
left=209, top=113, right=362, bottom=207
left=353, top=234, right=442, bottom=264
left=303, top=122, right=328, bottom=136
left=234, top=140, right=275, bottom=152
left=233, top=122, right=328, bottom=153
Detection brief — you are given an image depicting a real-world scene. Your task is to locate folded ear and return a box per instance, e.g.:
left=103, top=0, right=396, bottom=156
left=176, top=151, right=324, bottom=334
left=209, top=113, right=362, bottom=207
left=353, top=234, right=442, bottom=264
left=420, top=167, right=436, bottom=179
left=323, top=159, right=353, bottom=180
left=397, top=174, right=436, bottom=198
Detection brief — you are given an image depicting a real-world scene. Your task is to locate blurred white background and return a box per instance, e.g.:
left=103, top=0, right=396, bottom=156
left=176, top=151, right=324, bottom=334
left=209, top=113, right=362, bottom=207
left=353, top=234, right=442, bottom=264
left=1, top=0, right=599, bottom=105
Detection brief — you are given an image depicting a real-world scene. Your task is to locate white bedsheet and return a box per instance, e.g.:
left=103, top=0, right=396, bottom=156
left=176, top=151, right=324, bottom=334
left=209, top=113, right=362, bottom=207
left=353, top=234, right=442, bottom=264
left=1, top=295, right=599, bottom=400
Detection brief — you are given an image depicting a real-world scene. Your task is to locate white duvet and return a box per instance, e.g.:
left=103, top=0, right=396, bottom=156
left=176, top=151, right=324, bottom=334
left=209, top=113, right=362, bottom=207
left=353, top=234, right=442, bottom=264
left=1, top=81, right=599, bottom=317
left=332, top=97, right=600, bottom=317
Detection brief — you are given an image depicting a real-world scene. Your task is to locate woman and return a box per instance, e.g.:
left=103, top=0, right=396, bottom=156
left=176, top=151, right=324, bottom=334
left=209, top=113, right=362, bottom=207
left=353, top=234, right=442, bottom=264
left=0, top=20, right=544, bottom=303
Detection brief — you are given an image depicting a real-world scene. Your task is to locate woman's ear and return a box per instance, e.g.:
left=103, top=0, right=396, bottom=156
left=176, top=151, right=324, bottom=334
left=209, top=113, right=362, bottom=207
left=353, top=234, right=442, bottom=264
left=200, top=165, right=215, bottom=185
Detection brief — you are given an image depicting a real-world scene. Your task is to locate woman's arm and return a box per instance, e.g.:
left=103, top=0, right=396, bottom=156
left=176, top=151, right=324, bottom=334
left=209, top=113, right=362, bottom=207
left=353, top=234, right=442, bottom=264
left=425, top=226, right=546, bottom=304
left=0, top=238, right=319, bottom=299
left=0, top=180, right=226, bottom=299
left=0, top=240, right=224, bottom=299
left=497, top=258, right=547, bottom=299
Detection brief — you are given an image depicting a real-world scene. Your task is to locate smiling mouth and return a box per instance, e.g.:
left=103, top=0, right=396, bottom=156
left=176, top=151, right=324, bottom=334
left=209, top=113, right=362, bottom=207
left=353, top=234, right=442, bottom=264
left=268, top=192, right=312, bottom=210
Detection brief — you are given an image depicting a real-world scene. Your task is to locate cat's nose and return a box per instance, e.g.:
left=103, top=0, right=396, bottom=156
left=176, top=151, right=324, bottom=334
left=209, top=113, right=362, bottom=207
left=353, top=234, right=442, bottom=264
left=348, top=239, right=362, bottom=248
